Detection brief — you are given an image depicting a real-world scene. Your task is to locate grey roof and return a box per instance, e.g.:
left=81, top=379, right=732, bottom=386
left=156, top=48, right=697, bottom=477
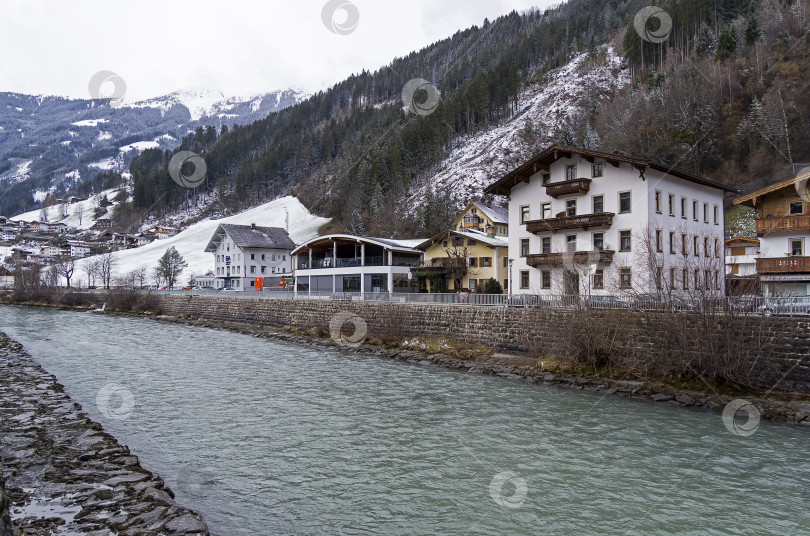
left=474, top=203, right=509, bottom=224
left=205, top=224, right=295, bottom=252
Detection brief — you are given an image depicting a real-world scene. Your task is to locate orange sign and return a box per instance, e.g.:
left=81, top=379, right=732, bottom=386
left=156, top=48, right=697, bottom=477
left=279, top=277, right=287, bottom=287
left=255, top=277, right=264, bottom=291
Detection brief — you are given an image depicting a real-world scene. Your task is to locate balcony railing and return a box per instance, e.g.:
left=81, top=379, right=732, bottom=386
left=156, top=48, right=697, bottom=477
left=525, top=249, right=615, bottom=268
left=756, top=256, right=810, bottom=273
left=756, top=215, right=810, bottom=235
left=544, top=178, right=591, bottom=198
left=525, top=212, right=614, bottom=233
left=296, top=255, right=421, bottom=270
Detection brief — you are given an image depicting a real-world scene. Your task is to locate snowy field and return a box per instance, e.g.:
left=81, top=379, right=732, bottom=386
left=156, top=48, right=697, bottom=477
left=79, top=196, right=328, bottom=282
left=11, top=187, right=123, bottom=230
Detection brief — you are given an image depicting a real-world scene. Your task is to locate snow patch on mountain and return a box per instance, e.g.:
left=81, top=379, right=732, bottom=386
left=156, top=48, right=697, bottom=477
left=71, top=118, right=109, bottom=127
left=13, top=186, right=123, bottom=229
left=2, top=160, right=32, bottom=183
left=409, top=47, right=630, bottom=207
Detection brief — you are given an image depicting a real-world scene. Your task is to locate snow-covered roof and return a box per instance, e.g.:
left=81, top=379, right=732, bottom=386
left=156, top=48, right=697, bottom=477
left=205, top=223, right=296, bottom=252
left=472, top=202, right=508, bottom=224
left=415, top=228, right=508, bottom=250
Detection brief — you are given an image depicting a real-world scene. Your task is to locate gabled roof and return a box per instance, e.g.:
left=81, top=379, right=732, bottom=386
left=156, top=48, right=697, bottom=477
left=472, top=202, right=508, bottom=224
left=205, top=223, right=296, bottom=252
left=733, top=172, right=810, bottom=207
left=725, top=237, right=759, bottom=245
left=414, top=228, right=508, bottom=250
left=484, top=144, right=739, bottom=195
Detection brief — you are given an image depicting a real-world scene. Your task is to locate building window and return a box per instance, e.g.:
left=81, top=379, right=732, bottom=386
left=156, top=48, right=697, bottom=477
left=566, top=199, right=577, bottom=217
left=541, top=202, right=552, bottom=220
left=713, top=205, right=719, bottom=224
left=669, top=231, right=676, bottom=254
left=703, top=203, right=709, bottom=223
left=619, top=230, right=632, bottom=252
left=468, top=239, right=476, bottom=246
left=566, top=164, right=576, bottom=181
left=790, top=238, right=804, bottom=256
left=541, top=172, right=551, bottom=185
left=250, top=265, right=256, bottom=274
left=693, top=235, right=700, bottom=256
left=592, top=163, right=603, bottom=177
left=504, top=279, right=508, bottom=290
left=566, top=235, right=577, bottom=252
left=592, top=268, right=604, bottom=289
left=704, top=237, right=710, bottom=257
left=683, top=268, right=689, bottom=290
left=250, top=253, right=255, bottom=260
left=693, top=200, right=698, bottom=221
left=619, top=191, right=631, bottom=213
left=520, top=270, right=530, bottom=289
left=656, top=266, right=663, bottom=290
left=655, top=190, right=662, bottom=213
left=469, top=257, right=478, bottom=267
left=655, top=229, right=663, bottom=252
left=668, top=194, right=675, bottom=216
left=521, top=239, right=530, bottom=256
left=714, top=238, right=720, bottom=258
left=593, top=195, right=604, bottom=214
left=261, top=266, right=266, bottom=274
left=541, top=270, right=551, bottom=289
left=520, top=205, right=530, bottom=224
left=482, top=257, right=492, bottom=267
left=790, top=201, right=804, bottom=215
left=681, top=197, right=687, bottom=219
left=250, top=280, right=255, bottom=287
left=694, top=269, right=700, bottom=289
left=619, top=267, right=632, bottom=289
left=469, top=278, right=477, bottom=290
left=705, top=269, right=712, bottom=290
left=593, top=232, right=604, bottom=251
left=503, top=257, right=509, bottom=267
left=542, top=237, right=551, bottom=254
left=442, top=240, right=448, bottom=248
left=682, top=233, right=688, bottom=256
left=670, top=267, right=677, bottom=289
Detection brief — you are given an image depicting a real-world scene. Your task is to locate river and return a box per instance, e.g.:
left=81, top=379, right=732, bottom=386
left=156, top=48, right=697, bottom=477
left=0, top=305, right=808, bottom=535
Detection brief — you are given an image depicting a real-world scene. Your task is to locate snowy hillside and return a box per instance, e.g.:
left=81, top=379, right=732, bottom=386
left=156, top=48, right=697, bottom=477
left=80, top=196, right=328, bottom=282
left=10, top=186, right=123, bottom=229
left=409, top=47, right=629, bottom=206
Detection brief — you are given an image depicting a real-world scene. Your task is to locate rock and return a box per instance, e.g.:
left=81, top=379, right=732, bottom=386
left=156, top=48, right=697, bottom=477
left=164, top=514, right=208, bottom=533
left=104, top=473, right=150, bottom=487
left=675, top=394, right=695, bottom=406
left=653, top=393, right=673, bottom=402
left=1, top=473, right=12, bottom=536
left=142, top=486, right=175, bottom=506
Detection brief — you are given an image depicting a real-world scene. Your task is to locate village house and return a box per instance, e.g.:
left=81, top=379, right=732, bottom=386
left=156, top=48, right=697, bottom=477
left=725, top=237, right=760, bottom=294
left=205, top=223, right=295, bottom=290
left=93, top=218, right=112, bottom=229
left=451, top=201, right=509, bottom=237
left=151, top=225, right=179, bottom=239
left=484, top=144, right=738, bottom=296
left=292, top=235, right=422, bottom=295
left=733, top=170, right=810, bottom=296
left=411, top=228, right=508, bottom=292
left=68, top=240, right=92, bottom=258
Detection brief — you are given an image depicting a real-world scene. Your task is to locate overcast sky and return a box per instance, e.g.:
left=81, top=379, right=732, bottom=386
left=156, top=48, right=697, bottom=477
left=0, top=0, right=558, bottom=101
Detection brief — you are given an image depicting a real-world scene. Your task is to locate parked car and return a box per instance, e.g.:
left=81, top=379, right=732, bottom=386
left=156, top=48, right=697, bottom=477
left=182, top=285, right=195, bottom=290
left=505, top=294, right=539, bottom=307
left=630, top=293, right=695, bottom=312
left=581, top=295, right=630, bottom=309
left=758, top=296, right=810, bottom=316
left=221, top=287, right=240, bottom=292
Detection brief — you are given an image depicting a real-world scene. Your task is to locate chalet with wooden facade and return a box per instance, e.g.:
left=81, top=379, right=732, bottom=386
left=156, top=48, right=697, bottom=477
left=484, top=144, right=738, bottom=296
left=451, top=201, right=509, bottom=237
left=733, top=170, right=810, bottom=296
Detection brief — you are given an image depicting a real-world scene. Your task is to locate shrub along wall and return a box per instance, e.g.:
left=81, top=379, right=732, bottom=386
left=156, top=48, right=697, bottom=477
left=150, top=295, right=810, bottom=391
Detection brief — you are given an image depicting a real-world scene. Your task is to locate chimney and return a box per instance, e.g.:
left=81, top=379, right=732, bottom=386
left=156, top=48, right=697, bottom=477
left=251, top=223, right=256, bottom=229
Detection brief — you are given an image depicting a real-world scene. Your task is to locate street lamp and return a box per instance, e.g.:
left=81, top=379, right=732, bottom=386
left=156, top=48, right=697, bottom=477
left=508, top=258, right=514, bottom=299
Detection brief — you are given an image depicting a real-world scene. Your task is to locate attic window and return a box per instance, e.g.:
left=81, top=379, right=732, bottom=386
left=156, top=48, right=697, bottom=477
left=790, top=201, right=803, bottom=215
left=471, top=207, right=477, bottom=214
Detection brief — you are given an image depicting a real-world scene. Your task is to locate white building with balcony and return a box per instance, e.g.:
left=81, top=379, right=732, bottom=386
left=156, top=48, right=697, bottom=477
left=484, top=145, right=738, bottom=296
left=292, top=235, right=423, bottom=296
left=204, top=223, right=295, bottom=290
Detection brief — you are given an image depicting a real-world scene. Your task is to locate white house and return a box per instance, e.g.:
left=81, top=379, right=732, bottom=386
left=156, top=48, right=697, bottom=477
left=724, top=237, right=760, bottom=295
left=204, top=223, right=295, bottom=290
left=484, top=145, right=738, bottom=296
left=151, top=225, right=179, bottom=239
left=733, top=170, right=810, bottom=296
left=292, top=235, right=423, bottom=296
left=68, top=241, right=92, bottom=258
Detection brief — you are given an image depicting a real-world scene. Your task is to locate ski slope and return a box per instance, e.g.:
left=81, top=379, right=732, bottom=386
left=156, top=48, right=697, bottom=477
left=81, top=196, right=328, bottom=281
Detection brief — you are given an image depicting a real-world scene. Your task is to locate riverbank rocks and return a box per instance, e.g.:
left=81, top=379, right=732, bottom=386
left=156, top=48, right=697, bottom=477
left=0, top=332, right=210, bottom=535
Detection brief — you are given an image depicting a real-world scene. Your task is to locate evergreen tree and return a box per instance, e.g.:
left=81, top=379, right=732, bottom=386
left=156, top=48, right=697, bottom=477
left=156, top=247, right=188, bottom=288
left=744, top=14, right=762, bottom=46
left=483, top=277, right=503, bottom=294
left=696, top=23, right=717, bottom=58
left=716, top=24, right=738, bottom=62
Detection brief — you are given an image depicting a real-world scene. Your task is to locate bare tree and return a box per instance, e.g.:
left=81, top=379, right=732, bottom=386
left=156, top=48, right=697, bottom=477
left=98, top=252, right=116, bottom=289
left=82, top=258, right=100, bottom=288
left=132, top=265, right=148, bottom=289
left=56, top=257, right=76, bottom=288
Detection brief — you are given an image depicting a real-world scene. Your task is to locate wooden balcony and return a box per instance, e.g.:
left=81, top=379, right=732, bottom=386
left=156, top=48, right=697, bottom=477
left=757, top=256, right=810, bottom=274
left=756, top=215, right=810, bottom=235
left=525, top=249, right=615, bottom=268
left=525, top=212, right=614, bottom=233
left=544, top=178, right=591, bottom=198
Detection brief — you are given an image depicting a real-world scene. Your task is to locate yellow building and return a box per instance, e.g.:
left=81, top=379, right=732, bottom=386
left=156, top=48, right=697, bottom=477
left=411, top=229, right=509, bottom=292
left=451, top=201, right=509, bottom=237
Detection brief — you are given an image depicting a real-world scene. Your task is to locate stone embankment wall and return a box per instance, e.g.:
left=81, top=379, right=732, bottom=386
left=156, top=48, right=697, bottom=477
left=149, top=294, right=810, bottom=389
left=0, top=473, right=11, bottom=536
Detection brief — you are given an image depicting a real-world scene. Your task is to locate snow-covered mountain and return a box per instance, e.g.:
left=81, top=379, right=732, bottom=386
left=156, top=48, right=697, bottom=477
left=408, top=46, right=629, bottom=207
left=0, top=87, right=308, bottom=216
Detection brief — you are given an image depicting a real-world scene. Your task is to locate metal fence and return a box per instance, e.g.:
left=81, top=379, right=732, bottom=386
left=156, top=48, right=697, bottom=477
left=137, top=288, right=810, bottom=316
